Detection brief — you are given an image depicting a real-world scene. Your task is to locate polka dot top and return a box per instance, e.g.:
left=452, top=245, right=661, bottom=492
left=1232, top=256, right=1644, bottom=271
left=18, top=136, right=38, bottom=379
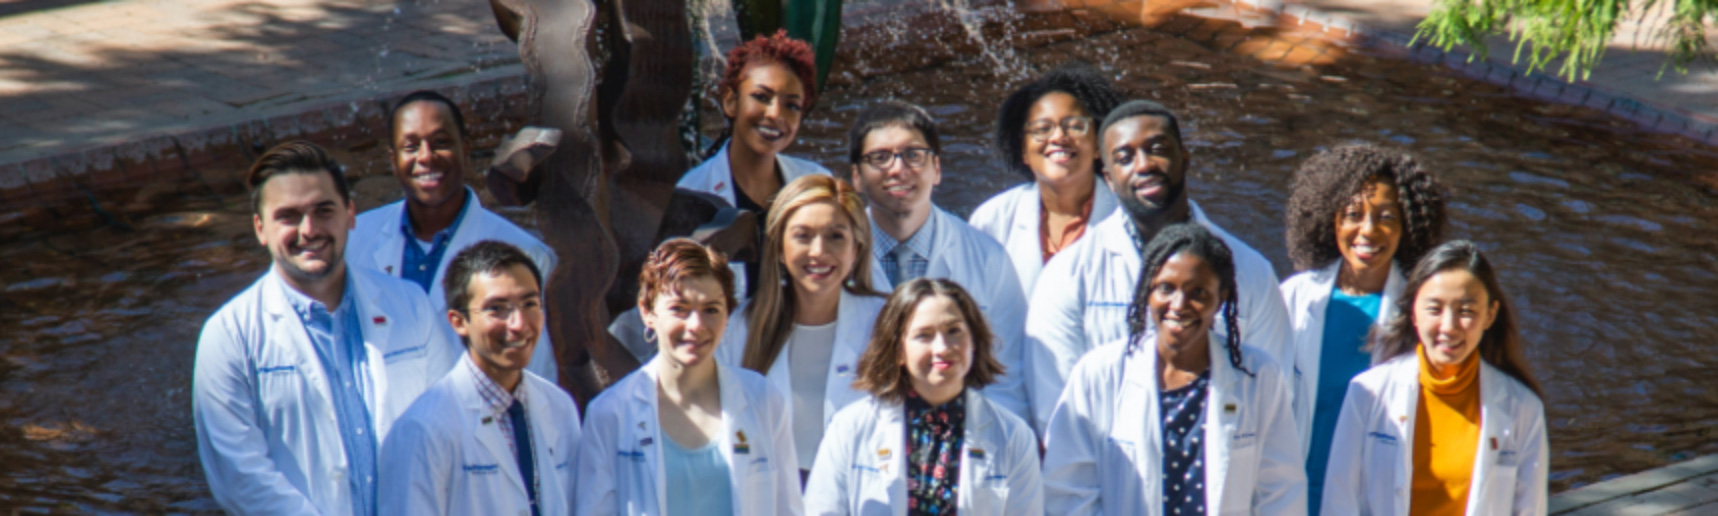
left=1160, top=372, right=1211, bottom=516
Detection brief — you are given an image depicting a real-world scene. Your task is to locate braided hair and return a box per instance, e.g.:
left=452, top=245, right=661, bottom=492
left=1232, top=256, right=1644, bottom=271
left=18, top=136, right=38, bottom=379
left=1125, top=223, right=1254, bottom=377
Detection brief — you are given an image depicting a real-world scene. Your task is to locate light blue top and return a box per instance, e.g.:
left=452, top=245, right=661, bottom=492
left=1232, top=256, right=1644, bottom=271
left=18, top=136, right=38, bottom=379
left=1306, top=285, right=1381, bottom=515
left=663, top=436, right=734, bottom=516
left=282, top=279, right=377, bottom=516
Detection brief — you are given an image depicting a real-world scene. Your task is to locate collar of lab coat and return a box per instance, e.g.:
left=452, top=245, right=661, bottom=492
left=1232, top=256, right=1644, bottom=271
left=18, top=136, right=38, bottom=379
left=724, top=289, right=886, bottom=427
left=1288, top=260, right=1405, bottom=453
left=865, top=205, right=970, bottom=288
left=258, top=266, right=404, bottom=438
left=625, top=355, right=760, bottom=515
left=1374, top=353, right=1520, bottom=514
left=1005, top=180, right=1119, bottom=241
left=446, top=353, right=564, bottom=501
left=1117, top=332, right=1250, bottom=514
left=676, top=141, right=829, bottom=207
left=858, top=389, right=1005, bottom=514
left=1095, top=199, right=1215, bottom=258
left=362, top=187, right=487, bottom=299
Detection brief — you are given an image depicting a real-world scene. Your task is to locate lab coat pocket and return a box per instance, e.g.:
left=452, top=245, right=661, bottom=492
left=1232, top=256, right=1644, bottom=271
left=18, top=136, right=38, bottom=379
left=1364, top=431, right=1401, bottom=511
left=1222, top=436, right=1261, bottom=514
left=741, top=456, right=776, bottom=511
left=256, top=361, right=307, bottom=419
left=382, top=344, right=428, bottom=364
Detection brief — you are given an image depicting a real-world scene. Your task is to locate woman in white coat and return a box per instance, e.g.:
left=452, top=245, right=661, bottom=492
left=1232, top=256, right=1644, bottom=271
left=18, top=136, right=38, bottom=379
left=576, top=239, right=802, bottom=516
left=805, top=278, right=1042, bottom=516
left=967, top=63, right=1122, bottom=295
left=1043, top=223, right=1305, bottom=516
left=715, top=174, right=887, bottom=480
left=1321, top=241, right=1547, bottom=515
left=1279, top=144, right=1447, bottom=513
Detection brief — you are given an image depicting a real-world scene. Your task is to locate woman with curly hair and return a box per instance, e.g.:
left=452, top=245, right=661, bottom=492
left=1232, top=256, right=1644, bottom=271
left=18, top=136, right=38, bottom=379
left=1043, top=223, right=1304, bottom=516
left=967, top=63, right=1124, bottom=295
left=1278, top=143, right=1446, bottom=513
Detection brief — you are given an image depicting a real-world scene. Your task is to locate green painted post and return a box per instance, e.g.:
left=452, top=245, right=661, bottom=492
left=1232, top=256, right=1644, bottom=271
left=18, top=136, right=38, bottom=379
left=785, top=0, right=844, bottom=91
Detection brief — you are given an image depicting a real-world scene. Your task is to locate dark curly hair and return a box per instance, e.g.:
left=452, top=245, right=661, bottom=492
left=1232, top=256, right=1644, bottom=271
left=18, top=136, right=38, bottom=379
left=992, top=62, right=1125, bottom=183
left=1284, top=144, right=1447, bottom=272
left=1126, top=223, right=1253, bottom=377
left=719, top=29, right=819, bottom=112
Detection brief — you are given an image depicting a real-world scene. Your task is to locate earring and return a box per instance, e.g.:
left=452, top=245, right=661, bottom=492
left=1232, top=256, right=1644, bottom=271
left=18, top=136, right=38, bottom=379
left=644, top=327, right=658, bottom=343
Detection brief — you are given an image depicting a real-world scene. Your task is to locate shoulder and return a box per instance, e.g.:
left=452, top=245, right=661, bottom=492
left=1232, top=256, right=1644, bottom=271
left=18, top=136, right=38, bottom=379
left=1352, top=354, right=1415, bottom=390
left=779, top=153, right=834, bottom=178
left=1480, top=362, right=1546, bottom=416
left=525, top=371, right=579, bottom=413
left=969, top=183, right=1033, bottom=220
left=354, top=200, right=404, bottom=232
left=1279, top=268, right=1321, bottom=295
left=204, top=274, right=269, bottom=326
left=355, top=267, right=432, bottom=308
left=725, top=364, right=780, bottom=403
left=1068, top=342, right=1130, bottom=387
left=828, top=396, right=887, bottom=433
left=471, top=208, right=556, bottom=261
left=583, top=369, right=646, bottom=425
left=971, top=390, right=1034, bottom=438
left=1235, top=344, right=1289, bottom=384
left=395, top=373, right=464, bottom=429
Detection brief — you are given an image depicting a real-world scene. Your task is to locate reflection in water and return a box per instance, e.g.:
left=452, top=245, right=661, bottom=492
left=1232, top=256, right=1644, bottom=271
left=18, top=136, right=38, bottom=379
left=4, top=8, right=1718, bottom=511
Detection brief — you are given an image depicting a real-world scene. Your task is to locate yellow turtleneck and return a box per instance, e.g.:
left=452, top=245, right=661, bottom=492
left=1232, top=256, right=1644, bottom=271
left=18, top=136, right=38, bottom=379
left=1410, top=344, right=1482, bottom=515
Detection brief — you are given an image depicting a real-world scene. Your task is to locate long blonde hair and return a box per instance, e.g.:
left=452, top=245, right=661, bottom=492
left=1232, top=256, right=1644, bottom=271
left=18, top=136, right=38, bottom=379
left=741, top=175, right=880, bottom=372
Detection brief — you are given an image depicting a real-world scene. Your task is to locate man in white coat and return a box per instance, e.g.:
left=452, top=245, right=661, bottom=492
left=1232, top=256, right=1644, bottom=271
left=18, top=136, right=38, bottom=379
left=194, top=141, right=451, bottom=515
left=380, top=241, right=581, bottom=516
left=1024, top=100, right=1292, bottom=432
left=847, top=100, right=1032, bottom=425
left=348, top=90, right=560, bottom=382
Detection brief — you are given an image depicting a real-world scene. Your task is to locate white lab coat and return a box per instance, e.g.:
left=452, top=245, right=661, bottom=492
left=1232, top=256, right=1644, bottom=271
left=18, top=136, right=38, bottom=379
left=676, top=141, right=833, bottom=298
left=193, top=266, right=453, bottom=515
left=573, top=356, right=803, bottom=516
left=1279, top=260, right=1405, bottom=455
left=866, top=206, right=1032, bottom=426
left=1023, top=202, right=1292, bottom=432
left=714, top=289, right=888, bottom=436
left=349, top=187, right=560, bottom=382
left=967, top=180, right=1119, bottom=296
left=1321, top=354, right=1549, bottom=516
left=1042, top=337, right=1306, bottom=516
left=804, top=390, right=1044, bottom=516
left=378, top=354, right=582, bottom=516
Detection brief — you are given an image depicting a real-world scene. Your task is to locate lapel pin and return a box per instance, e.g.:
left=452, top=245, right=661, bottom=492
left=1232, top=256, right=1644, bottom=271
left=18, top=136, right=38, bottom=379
left=1490, top=437, right=1499, bottom=451
left=968, top=448, right=986, bottom=460
left=641, top=437, right=654, bottom=446
left=482, top=416, right=494, bottom=425
left=385, top=265, right=393, bottom=274
left=1223, top=403, right=1237, bottom=414
left=877, top=448, right=891, bottom=460
left=1398, top=415, right=1407, bottom=423
left=372, top=316, right=387, bottom=325
left=836, top=364, right=851, bottom=375
left=734, top=430, right=751, bottom=454
left=714, top=181, right=726, bottom=192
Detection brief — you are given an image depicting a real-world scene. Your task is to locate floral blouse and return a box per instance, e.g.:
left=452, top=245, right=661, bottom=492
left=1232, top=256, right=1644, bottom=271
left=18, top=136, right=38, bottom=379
left=905, top=389, right=966, bottom=515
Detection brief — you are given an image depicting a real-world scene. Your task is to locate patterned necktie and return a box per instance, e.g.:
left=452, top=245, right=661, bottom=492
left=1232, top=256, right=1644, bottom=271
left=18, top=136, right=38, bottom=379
left=890, top=243, right=916, bottom=286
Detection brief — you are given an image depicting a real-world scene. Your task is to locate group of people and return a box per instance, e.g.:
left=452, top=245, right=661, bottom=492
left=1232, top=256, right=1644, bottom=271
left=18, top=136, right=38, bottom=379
left=192, top=30, right=1549, bottom=515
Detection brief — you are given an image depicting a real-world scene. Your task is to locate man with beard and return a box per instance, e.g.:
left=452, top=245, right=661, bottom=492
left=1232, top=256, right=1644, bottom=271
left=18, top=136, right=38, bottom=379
left=194, top=141, right=452, bottom=515
left=348, top=90, right=559, bottom=382
left=1024, top=100, right=1291, bottom=432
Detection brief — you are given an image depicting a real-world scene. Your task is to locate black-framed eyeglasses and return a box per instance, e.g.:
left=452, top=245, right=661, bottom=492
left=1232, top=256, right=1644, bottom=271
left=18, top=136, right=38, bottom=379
left=860, top=147, right=936, bottom=169
left=1025, top=116, right=1094, bottom=142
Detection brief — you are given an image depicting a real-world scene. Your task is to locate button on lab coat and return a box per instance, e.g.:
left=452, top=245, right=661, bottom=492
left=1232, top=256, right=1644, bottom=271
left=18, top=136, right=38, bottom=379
left=1023, top=202, right=1292, bottom=433
left=193, top=267, right=453, bottom=515
left=804, top=390, right=1044, bottom=516
left=1042, top=337, right=1306, bottom=516
left=378, top=355, right=581, bottom=516
left=866, top=206, right=1032, bottom=426
left=349, top=187, right=559, bottom=382
left=1279, top=260, right=1405, bottom=455
left=715, top=290, right=888, bottom=437
left=573, top=356, right=803, bottom=516
left=1320, top=354, right=1549, bottom=515
left=967, top=180, right=1118, bottom=297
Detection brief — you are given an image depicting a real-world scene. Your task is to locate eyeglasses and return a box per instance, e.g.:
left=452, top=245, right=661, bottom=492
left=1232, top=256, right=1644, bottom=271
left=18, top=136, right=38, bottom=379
left=860, top=147, right=936, bottom=169
left=1025, top=116, right=1094, bottom=142
left=464, top=301, right=543, bottom=321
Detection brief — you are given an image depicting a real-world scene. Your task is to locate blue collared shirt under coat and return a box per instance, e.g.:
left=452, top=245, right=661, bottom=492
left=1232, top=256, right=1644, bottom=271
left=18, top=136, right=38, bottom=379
left=872, top=210, right=937, bottom=284
left=281, top=279, right=379, bottom=516
left=398, top=195, right=471, bottom=292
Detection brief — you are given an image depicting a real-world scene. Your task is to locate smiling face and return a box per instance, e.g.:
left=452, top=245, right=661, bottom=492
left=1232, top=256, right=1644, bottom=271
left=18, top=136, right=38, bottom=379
left=253, top=172, right=355, bottom=285
left=641, top=275, right=730, bottom=369
left=779, top=201, right=858, bottom=300
left=1335, top=177, right=1404, bottom=281
left=1412, top=269, right=1499, bottom=367
left=1148, top=252, right=1223, bottom=355
left=900, top=294, right=973, bottom=404
left=391, top=101, right=468, bottom=209
left=851, top=125, right=941, bottom=219
left=1021, top=91, right=1097, bottom=188
left=722, top=62, right=806, bottom=160
left=449, top=263, right=542, bottom=386
left=1102, top=115, right=1188, bottom=221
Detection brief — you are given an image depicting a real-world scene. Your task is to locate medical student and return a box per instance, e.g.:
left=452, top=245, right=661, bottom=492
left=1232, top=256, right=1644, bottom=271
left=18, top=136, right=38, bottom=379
left=349, top=90, right=559, bottom=381
left=1043, top=223, right=1304, bottom=516
left=576, top=238, right=802, bottom=515
left=714, top=174, right=887, bottom=479
left=846, top=99, right=1031, bottom=425
left=1321, top=241, right=1547, bottom=515
left=610, top=30, right=834, bottom=360
left=806, top=278, right=1043, bottom=516
left=1278, top=144, right=1448, bottom=513
left=1024, top=100, right=1292, bottom=432
left=967, top=63, right=1123, bottom=296
left=194, top=141, right=451, bottom=515
left=378, top=241, right=580, bottom=515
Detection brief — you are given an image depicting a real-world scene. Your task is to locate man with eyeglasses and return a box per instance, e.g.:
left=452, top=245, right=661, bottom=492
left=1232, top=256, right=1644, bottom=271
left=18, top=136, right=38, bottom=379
left=1025, top=100, right=1292, bottom=430
left=379, top=240, right=581, bottom=515
left=846, top=99, right=1032, bottom=426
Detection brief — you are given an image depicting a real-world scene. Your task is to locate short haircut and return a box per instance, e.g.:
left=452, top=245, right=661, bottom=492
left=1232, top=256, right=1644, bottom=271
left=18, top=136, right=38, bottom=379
left=1285, top=143, right=1447, bottom=272
left=1099, top=99, right=1183, bottom=149
left=1126, top=222, right=1253, bottom=377
left=853, top=278, right=1004, bottom=402
left=992, top=62, right=1125, bottom=182
left=721, top=29, right=820, bottom=111
left=443, top=240, right=544, bottom=317
left=387, top=89, right=468, bottom=142
left=846, top=99, right=942, bottom=164
left=246, top=140, right=351, bottom=215
left=636, top=238, right=738, bottom=313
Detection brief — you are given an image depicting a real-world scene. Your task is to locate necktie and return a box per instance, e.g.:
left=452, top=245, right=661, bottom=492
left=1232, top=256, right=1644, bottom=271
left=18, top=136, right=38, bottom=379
left=507, top=400, right=540, bottom=516
left=890, top=243, right=916, bottom=286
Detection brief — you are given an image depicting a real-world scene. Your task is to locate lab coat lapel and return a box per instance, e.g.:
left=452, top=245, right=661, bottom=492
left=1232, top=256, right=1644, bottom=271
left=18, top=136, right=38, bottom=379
left=1006, top=183, right=1043, bottom=290
left=635, top=359, right=668, bottom=514
left=369, top=203, right=405, bottom=277
left=1467, top=363, right=1516, bottom=514
left=1204, top=334, right=1243, bottom=514
left=455, top=363, right=530, bottom=500
left=259, top=272, right=336, bottom=427
left=1386, top=358, right=1419, bottom=514
left=1116, top=343, right=1160, bottom=505
left=823, top=290, right=868, bottom=426
left=871, top=401, right=908, bottom=516
left=958, top=390, right=1000, bottom=514
left=715, top=362, right=757, bottom=515
left=351, top=271, right=400, bottom=432
left=432, top=189, right=486, bottom=305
